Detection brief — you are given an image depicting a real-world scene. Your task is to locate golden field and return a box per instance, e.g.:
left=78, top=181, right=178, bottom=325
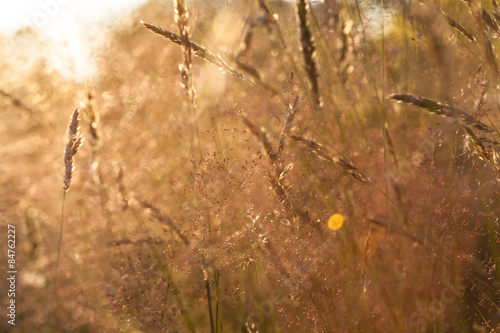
left=0, top=0, right=499, bottom=332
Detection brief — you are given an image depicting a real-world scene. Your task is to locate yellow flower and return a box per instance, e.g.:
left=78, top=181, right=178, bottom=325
left=328, top=214, right=344, bottom=230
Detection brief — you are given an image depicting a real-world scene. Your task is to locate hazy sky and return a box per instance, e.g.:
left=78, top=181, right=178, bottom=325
left=0, top=0, right=148, bottom=80
left=0, top=1, right=391, bottom=81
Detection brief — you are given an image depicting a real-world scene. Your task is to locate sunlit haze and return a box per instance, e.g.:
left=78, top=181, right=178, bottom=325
left=0, top=0, right=148, bottom=81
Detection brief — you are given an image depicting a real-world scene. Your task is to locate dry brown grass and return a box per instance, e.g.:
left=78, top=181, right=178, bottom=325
left=1, top=0, right=500, bottom=332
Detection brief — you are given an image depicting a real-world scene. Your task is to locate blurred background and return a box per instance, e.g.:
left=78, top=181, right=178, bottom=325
left=0, top=0, right=149, bottom=80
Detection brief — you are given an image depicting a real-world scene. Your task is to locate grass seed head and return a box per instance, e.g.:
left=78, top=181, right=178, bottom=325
left=63, top=108, right=84, bottom=191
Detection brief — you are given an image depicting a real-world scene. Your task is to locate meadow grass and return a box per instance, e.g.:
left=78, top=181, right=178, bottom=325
left=1, top=0, right=500, bottom=332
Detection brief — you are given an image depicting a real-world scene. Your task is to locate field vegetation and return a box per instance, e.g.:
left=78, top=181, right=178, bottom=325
left=1, top=0, right=499, bottom=332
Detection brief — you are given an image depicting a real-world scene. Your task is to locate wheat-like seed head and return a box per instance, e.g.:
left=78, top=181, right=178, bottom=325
left=141, top=20, right=246, bottom=80
left=443, top=12, right=477, bottom=44
left=174, top=0, right=196, bottom=106
left=63, top=108, right=84, bottom=191
left=462, top=0, right=500, bottom=77
left=288, top=134, right=372, bottom=184
left=389, top=93, right=496, bottom=134
left=296, top=0, right=322, bottom=109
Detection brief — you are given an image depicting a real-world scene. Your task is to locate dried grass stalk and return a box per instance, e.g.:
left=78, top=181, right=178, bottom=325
left=384, top=125, right=399, bottom=169
left=278, top=95, right=299, bottom=157
left=141, top=21, right=246, bottom=80
left=241, top=113, right=279, bottom=164
left=295, top=0, right=322, bottom=109
left=0, top=89, right=36, bottom=115
left=476, top=80, right=489, bottom=116
left=107, top=237, right=166, bottom=247
left=257, top=0, right=273, bottom=18
left=443, top=12, right=477, bottom=44
left=233, top=13, right=279, bottom=95
left=85, top=88, right=100, bottom=148
left=482, top=8, right=500, bottom=35
left=242, top=106, right=309, bottom=224
left=138, top=198, right=190, bottom=246
left=462, top=0, right=500, bottom=76
left=367, top=217, right=422, bottom=245
left=492, top=0, right=500, bottom=22
left=288, top=134, right=372, bottom=184
left=116, top=164, right=129, bottom=211
left=389, top=93, right=496, bottom=134
left=63, top=108, right=84, bottom=191
left=175, top=0, right=196, bottom=108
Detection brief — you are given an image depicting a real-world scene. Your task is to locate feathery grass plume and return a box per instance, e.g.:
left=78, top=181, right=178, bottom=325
left=388, top=93, right=496, bottom=134
left=295, top=0, right=322, bottom=109
left=141, top=21, right=246, bottom=80
left=462, top=0, right=500, bottom=77
left=288, top=134, right=372, bottom=184
left=63, top=108, right=84, bottom=191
